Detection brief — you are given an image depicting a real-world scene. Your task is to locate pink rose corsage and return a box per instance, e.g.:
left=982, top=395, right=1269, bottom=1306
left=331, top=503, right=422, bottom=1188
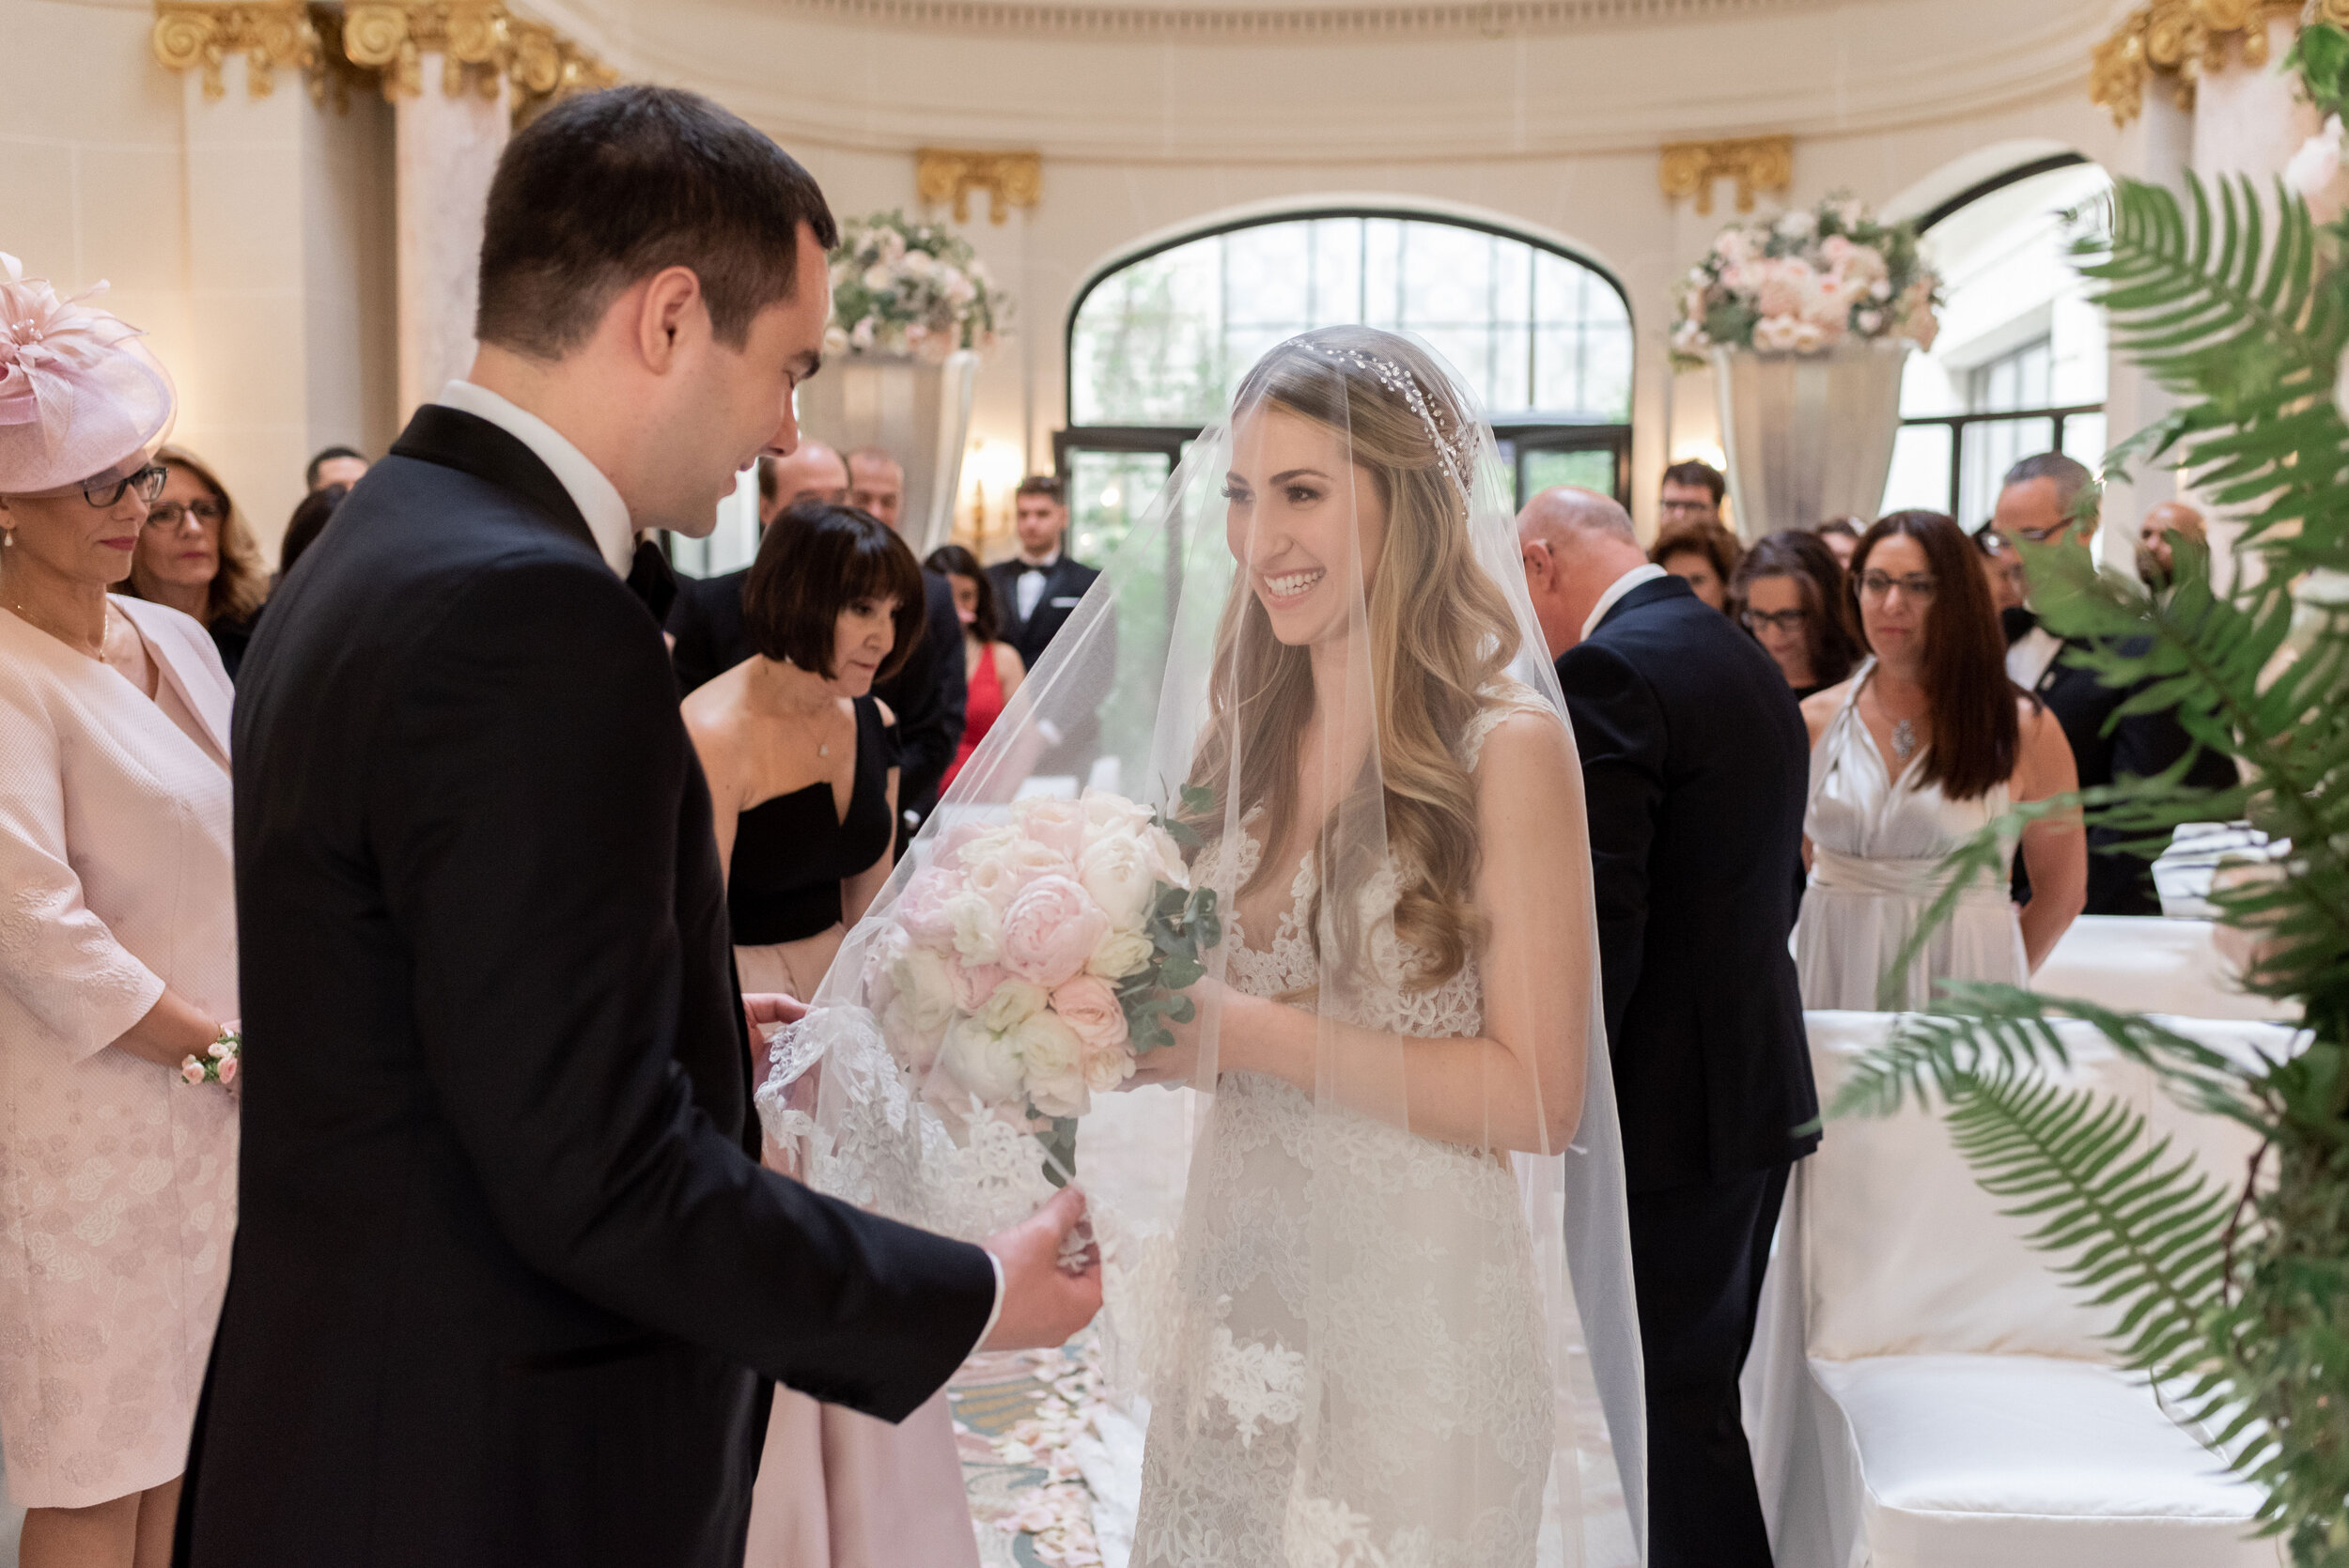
left=181, top=1029, right=241, bottom=1087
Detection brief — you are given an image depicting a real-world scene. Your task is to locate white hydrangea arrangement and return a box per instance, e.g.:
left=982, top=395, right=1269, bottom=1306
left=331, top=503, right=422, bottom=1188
left=1671, top=194, right=1939, bottom=368
left=824, top=210, right=1005, bottom=361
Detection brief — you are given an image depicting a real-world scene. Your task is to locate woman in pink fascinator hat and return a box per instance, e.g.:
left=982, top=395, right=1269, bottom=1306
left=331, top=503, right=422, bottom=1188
left=0, top=254, right=243, bottom=1568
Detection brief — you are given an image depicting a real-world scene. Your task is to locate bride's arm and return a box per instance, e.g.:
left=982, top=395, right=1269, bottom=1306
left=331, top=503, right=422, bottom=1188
left=1181, top=711, right=1595, bottom=1156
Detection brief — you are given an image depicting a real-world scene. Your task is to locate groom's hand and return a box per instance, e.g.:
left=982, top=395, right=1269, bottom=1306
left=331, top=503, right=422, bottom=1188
left=979, top=1185, right=1103, bottom=1351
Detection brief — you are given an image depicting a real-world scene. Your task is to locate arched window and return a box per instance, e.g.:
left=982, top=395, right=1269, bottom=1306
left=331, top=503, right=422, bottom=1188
left=1881, top=156, right=2112, bottom=527
left=1059, top=210, right=1635, bottom=563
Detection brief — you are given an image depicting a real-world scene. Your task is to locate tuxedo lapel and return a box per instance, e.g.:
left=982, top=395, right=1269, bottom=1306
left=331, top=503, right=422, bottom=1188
left=390, top=404, right=600, bottom=560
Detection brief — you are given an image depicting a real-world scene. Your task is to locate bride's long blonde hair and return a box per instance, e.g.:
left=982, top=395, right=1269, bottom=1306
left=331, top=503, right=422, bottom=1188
left=1181, top=327, right=1521, bottom=991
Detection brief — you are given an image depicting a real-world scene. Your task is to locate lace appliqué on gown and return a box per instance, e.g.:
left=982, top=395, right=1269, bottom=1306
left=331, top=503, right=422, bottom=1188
left=1132, top=691, right=1558, bottom=1568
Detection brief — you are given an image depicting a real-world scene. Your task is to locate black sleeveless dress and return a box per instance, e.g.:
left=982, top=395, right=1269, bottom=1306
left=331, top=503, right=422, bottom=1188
left=728, top=697, right=900, bottom=945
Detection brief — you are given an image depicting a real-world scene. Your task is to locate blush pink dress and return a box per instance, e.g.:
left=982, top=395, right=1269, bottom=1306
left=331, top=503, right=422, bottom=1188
left=0, top=596, right=241, bottom=1507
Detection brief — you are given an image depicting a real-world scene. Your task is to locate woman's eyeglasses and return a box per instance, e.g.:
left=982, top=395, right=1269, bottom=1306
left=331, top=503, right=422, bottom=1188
left=1740, top=607, right=1810, bottom=632
left=1858, top=571, right=1937, bottom=602
left=80, top=465, right=168, bottom=509
left=145, top=499, right=227, bottom=531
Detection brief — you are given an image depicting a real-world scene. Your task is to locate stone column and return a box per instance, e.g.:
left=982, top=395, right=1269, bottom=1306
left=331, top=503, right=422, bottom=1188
left=393, top=53, right=507, bottom=417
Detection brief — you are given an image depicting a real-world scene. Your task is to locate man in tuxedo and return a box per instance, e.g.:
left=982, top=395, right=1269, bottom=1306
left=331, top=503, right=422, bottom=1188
left=182, top=86, right=1098, bottom=1568
left=664, top=441, right=846, bottom=692
left=986, top=474, right=1107, bottom=777
left=1992, top=454, right=2238, bottom=915
left=1518, top=487, right=1817, bottom=1568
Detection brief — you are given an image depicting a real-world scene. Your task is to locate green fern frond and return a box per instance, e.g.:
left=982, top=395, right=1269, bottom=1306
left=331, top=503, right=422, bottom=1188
left=1942, top=1069, right=2234, bottom=1380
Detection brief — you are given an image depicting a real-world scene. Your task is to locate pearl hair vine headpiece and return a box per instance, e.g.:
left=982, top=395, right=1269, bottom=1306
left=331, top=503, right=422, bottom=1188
left=1292, top=338, right=1480, bottom=506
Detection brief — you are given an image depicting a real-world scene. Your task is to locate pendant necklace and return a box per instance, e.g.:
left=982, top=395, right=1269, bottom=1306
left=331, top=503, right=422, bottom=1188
left=1890, top=718, right=1918, bottom=764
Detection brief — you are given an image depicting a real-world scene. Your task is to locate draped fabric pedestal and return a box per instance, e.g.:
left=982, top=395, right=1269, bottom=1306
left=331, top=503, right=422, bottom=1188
left=794, top=350, right=981, bottom=553
left=1712, top=344, right=1909, bottom=540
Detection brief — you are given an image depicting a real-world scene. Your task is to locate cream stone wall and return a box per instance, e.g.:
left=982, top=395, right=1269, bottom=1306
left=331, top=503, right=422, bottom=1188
left=1, top=0, right=2188, bottom=551
left=4, top=0, right=397, bottom=554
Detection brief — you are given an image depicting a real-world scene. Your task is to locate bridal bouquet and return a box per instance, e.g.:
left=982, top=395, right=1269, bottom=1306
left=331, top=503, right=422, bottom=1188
left=1671, top=194, right=1938, bottom=368
left=824, top=210, right=1005, bottom=361
left=867, top=788, right=1220, bottom=1170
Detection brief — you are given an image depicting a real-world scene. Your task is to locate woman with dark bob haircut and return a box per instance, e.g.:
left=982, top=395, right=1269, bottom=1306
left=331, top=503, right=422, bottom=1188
left=1794, top=508, right=2085, bottom=1011
left=1732, top=528, right=1863, bottom=698
left=683, top=501, right=977, bottom=1566
left=686, top=499, right=922, bottom=1001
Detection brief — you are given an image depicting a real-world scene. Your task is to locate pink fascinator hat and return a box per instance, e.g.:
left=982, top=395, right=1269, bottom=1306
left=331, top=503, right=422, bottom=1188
left=0, top=252, right=175, bottom=497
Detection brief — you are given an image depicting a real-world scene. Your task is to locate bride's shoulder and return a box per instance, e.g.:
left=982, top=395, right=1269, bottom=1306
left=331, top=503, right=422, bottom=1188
left=1462, top=681, right=1569, bottom=775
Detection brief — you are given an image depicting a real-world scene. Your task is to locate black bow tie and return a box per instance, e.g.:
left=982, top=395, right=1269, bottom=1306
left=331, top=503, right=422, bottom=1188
left=627, top=539, right=677, bottom=623
left=1022, top=564, right=1049, bottom=576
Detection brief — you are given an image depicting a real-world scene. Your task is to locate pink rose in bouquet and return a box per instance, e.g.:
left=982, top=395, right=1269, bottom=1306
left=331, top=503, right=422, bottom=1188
left=1050, top=975, right=1129, bottom=1049
left=861, top=785, right=1223, bottom=1176
left=1000, top=876, right=1109, bottom=988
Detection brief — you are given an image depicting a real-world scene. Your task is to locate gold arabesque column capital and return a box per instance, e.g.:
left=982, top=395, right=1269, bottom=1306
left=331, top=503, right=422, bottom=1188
left=152, top=0, right=615, bottom=122
left=2091, top=0, right=2304, bottom=127
left=150, top=0, right=320, bottom=100
left=1658, top=135, right=1793, bottom=215
left=916, top=149, right=1043, bottom=225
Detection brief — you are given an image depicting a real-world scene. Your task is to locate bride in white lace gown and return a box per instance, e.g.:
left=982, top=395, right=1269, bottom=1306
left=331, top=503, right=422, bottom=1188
left=763, top=327, right=1645, bottom=1568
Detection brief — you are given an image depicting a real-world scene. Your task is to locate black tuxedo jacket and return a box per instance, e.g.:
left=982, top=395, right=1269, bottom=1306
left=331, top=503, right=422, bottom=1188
left=666, top=565, right=749, bottom=696
left=180, top=406, right=997, bottom=1568
left=988, top=553, right=1099, bottom=672
left=666, top=565, right=966, bottom=822
left=1558, top=575, right=1820, bottom=1194
left=2032, top=631, right=2241, bottom=916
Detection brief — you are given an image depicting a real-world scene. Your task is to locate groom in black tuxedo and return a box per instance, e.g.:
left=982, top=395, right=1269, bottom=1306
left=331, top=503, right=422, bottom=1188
left=1520, top=488, right=1817, bottom=1568
left=181, top=87, right=1098, bottom=1568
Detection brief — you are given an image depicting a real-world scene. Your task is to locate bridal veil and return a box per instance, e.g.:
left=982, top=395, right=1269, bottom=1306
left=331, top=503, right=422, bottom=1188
left=764, top=325, right=1646, bottom=1567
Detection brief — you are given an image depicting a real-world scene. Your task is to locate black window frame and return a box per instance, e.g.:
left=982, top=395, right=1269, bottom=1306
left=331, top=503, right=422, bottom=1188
left=1059, top=207, right=1637, bottom=509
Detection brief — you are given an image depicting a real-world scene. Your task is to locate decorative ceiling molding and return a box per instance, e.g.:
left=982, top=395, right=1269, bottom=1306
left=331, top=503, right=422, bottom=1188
left=755, top=0, right=1825, bottom=40
left=150, top=0, right=615, bottom=121
left=2088, top=0, right=2310, bottom=126
left=916, top=149, right=1042, bottom=224
left=1658, top=134, right=1792, bottom=214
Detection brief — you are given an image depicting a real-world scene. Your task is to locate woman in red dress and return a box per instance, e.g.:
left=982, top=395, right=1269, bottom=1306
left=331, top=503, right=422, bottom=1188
left=928, top=543, right=1025, bottom=792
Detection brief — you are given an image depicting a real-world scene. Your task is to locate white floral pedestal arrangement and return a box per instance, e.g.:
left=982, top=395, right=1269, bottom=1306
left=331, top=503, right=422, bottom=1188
left=1674, top=196, right=1939, bottom=540
left=1712, top=342, right=1912, bottom=541
left=803, top=212, right=1006, bottom=554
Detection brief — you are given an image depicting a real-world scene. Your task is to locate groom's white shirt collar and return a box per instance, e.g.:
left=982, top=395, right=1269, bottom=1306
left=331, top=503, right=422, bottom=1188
left=438, top=379, right=638, bottom=579
left=1581, top=562, right=1668, bottom=641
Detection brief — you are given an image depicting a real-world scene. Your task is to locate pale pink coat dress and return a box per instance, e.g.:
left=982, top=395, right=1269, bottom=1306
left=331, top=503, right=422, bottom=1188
left=0, top=597, right=240, bottom=1507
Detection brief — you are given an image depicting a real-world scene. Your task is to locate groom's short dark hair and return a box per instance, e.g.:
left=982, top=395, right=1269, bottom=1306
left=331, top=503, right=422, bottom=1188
left=476, top=85, right=837, bottom=359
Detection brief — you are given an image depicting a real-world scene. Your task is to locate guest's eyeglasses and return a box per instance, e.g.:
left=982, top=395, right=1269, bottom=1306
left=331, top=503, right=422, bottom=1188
left=145, top=499, right=226, bottom=531
left=1858, top=571, right=1937, bottom=602
left=1659, top=499, right=1718, bottom=518
left=2003, top=521, right=2070, bottom=546
left=80, top=465, right=168, bottom=509
left=1741, top=607, right=1810, bottom=632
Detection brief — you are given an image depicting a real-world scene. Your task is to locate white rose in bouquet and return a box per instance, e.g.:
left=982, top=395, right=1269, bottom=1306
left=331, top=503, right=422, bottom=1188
left=941, top=1016, right=1028, bottom=1103
left=1087, top=928, right=1155, bottom=981
left=978, top=977, right=1051, bottom=1033
left=886, top=939, right=957, bottom=1032
left=944, top=891, right=1003, bottom=964
left=1011, top=1010, right=1090, bottom=1119
left=1017, top=797, right=1091, bottom=860
left=1077, top=835, right=1156, bottom=931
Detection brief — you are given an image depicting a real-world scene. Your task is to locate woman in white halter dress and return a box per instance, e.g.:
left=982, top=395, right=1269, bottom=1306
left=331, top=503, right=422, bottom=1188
left=1794, top=511, right=2085, bottom=1012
